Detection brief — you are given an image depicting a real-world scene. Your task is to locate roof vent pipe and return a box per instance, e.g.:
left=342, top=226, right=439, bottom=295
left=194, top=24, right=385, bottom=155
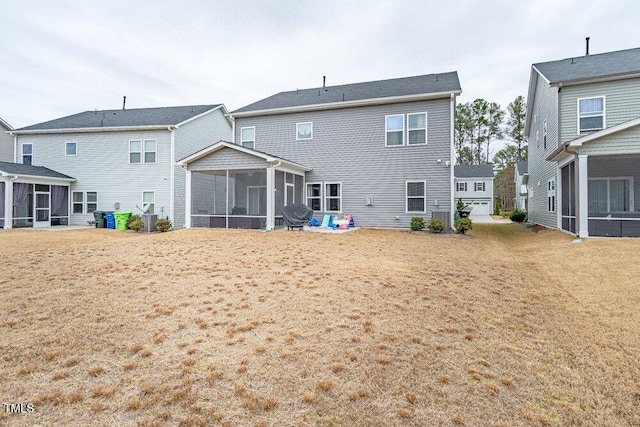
left=323, top=76, right=326, bottom=88
left=123, top=96, right=127, bottom=110
left=585, top=37, right=590, bottom=56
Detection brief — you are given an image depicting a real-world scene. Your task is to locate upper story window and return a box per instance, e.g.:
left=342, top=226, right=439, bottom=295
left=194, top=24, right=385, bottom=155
left=296, top=122, right=313, bottom=140
left=407, top=113, right=427, bottom=145
left=129, top=139, right=157, bottom=164
left=240, top=127, right=255, bottom=149
left=22, top=143, right=32, bottom=165
left=406, top=181, right=426, bottom=213
left=66, top=142, right=77, bottom=156
left=578, top=96, right=604, bottom=133
left=385, top=114, right=404, bottom=146
left=475, top=182, right=485, bottom=192
left=456, top=182, right=467, bottom=192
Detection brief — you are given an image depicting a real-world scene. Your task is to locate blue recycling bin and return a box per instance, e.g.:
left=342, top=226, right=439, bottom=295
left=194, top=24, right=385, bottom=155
left=105, top=212, right=116, bottom=229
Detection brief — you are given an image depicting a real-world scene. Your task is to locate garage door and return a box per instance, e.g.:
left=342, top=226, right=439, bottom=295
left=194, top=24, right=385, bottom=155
left=470, top=201, right=490, bottom=216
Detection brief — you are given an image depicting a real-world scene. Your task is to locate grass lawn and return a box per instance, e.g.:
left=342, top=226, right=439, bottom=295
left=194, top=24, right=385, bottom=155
left=1, top=225, right=638, bottom=426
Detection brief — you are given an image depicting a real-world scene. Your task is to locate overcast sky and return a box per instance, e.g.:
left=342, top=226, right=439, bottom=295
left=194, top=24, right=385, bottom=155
left=2, top=0, right=639, bottom=149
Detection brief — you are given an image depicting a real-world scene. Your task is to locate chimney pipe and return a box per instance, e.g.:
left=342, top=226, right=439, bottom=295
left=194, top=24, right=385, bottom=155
left=122, top=96, right=127, bottom=110
left=585, top=37, right=590, bottom=56
left=323, top=76, right=326, bottom=88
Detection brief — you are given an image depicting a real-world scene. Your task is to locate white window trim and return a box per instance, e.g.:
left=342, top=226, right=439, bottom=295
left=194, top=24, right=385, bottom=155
left=65, top=142, right=77, bottom=157
left=588, top=176, right=634, bottom=213
left=72, top=191, right=84, bottom=214
left=306, top=182, right=323, bottom=212
left=72, top=191, right=98, bottom=214
left=407, top=112, right=427, bottom=145
left=142, top=191, right=155, bottom=214
left=385, top=114, right=404, bottom=147
left=86, top=191, right=98, bottom=214
left=129, top=139, right=142, bottom=164
left=474, top=182, right=485, bottom=192
left=577, top=96, right=606, bottom=134
left=547, top=178, right=556, bottom=213
left=456, top=182, right=467, bottom=192
left=324, top=182, right=342, bottom=212
left=296, top=122, right=313, bottom=141
left=143, top=139, right=157, bottom=164
left=406, top=180, right=426, bottom=214
left=240, top=126, right=256, bottom=148
left=22, top=143, right=32, bottom=164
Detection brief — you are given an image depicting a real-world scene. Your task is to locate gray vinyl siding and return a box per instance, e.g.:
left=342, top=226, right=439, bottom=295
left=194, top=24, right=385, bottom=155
left=234, top=98, right=453, bottom=228
left=173, top=108, right=232, bottom=227
left=16, top=130, right=172, bottom=225
left=527, top=73, right=559, bottom=228
left=0, top=124, right=13, bottom=162
left=188, top=147, right=269, bottom=171
left=581, top=125, right=640, bottom=156
left=560, top=77, right=640, bottom=144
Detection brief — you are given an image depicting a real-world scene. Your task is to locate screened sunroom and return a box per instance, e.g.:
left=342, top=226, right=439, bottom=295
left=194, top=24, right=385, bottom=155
left=179, top=142, right=310, bottom=230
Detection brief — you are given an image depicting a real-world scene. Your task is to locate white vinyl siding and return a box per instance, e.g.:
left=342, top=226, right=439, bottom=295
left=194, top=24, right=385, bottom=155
left=578, top=96, right=605, bottom=133
left=407, top=112, right=427, bottom=145
left=406, top=181, right=426, bottom=213
left=240, top=127, right=255, bottom=149
left=385, top=114, right=404, bottom=146
left=296, top=122, right=313, bottom=140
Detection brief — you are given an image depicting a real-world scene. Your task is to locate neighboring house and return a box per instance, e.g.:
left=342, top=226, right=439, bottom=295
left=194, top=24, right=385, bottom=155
left=0, top=117, right=14, bottom=162
left=514, top=160, right=528, bottom=211
left=6, top=105, right=231, bottom=229
left=454, top=164, right=495, bottom=217
left=178, top=72, right=462, bottom=230
left=525, top=45, right=640, bottom=237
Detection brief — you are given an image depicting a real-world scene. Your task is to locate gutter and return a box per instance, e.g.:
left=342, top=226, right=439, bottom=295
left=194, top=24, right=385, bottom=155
left=231, top=90, right=462, bottom=118
left=12, top=124, right=175, bottom=135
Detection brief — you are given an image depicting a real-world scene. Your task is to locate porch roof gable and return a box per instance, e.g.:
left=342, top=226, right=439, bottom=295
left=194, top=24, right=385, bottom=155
left=177, top=140, right=312, bottom=172
left=547, top=116, right=640, bottom=161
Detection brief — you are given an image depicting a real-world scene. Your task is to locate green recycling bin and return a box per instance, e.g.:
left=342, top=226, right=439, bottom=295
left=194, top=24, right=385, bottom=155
left=93, top=211, right=106, bottom=228
left=113, top=212, right=131, bottom=231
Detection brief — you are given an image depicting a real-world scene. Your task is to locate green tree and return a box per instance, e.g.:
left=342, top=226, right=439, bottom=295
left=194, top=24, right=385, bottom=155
left=506, top=95, right=527, bottom=161
left=493, top=145, right=528, bottom=171
left=455, top=99, right=504, bottom=164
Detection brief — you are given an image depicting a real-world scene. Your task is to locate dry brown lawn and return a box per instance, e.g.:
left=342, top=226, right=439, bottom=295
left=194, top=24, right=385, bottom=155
left=0, top=225, right=638, bottom=426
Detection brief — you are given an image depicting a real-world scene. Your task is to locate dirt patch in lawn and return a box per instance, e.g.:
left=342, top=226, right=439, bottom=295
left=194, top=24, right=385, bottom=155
left=0, top=225, right=638, bottom=426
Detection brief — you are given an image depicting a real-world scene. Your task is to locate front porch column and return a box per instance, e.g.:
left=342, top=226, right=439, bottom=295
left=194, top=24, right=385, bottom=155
left=184, top=170, right=192, bottom=228
left=4, top=180, right=13, bottom=229
left=266, top=167, right=275, bottom=230
left=576, top=154, right=589, bottom=238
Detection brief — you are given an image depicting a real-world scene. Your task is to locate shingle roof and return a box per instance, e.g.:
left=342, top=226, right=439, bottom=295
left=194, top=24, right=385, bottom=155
left=232, top=72, right=461, bottom=114
left=533, top=47, right=640, bottom=85
left=0, top=161, right=75, bottom=180
left=16, top=105, right=222, bottom=132
left=515, top=161, right=528, bottom=175
left=454, top=164, right=495, bottom=178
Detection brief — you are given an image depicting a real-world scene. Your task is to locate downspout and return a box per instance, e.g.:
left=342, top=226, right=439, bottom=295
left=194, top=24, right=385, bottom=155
left=230, top=116, right=236, bottom=144
left=12, top=133, right=17, bottom=163
left=449, top=93, right=456, bottom=231
left=169, top=126, right=176, bottom=225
